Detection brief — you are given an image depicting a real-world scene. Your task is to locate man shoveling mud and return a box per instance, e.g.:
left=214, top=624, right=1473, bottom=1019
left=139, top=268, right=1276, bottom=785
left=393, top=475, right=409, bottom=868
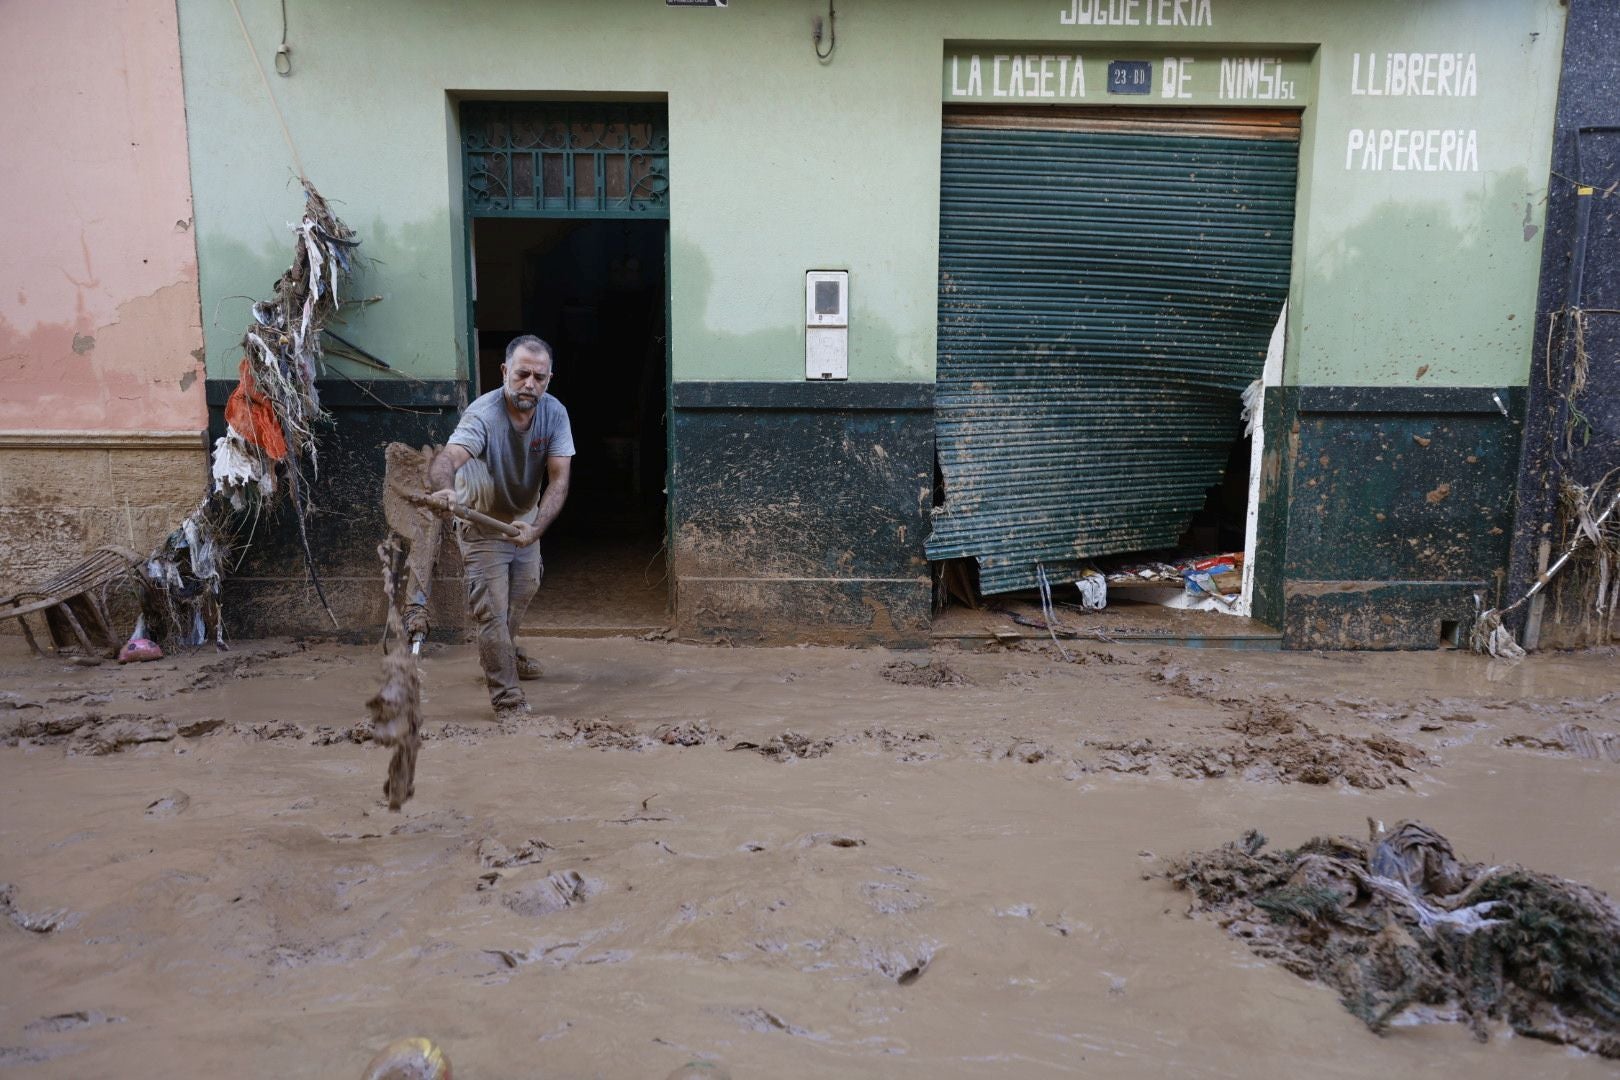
left=428, top=335, right=574, bottom=719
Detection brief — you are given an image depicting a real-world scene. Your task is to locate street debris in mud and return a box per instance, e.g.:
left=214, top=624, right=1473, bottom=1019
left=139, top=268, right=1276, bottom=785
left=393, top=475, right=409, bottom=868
left=2, top=634, right=1619, bottom=1078
left=655, top=720, right=723, bottom=746
left=729, top=729, right=835, bottom=761
left=881, top=659, right=975, bottom=688
left=1500, top=722, right=1620, bottom=763
left=0, top=883, right=74, bottom=935
left=1079, top=702, right=1425, bottom=788
left=1166, top=821, right=1620, bottom=1058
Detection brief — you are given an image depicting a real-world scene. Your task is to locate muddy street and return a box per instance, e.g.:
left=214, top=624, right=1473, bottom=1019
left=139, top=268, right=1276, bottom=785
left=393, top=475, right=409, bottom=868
left=1, top=636, right=1616, bottom=1078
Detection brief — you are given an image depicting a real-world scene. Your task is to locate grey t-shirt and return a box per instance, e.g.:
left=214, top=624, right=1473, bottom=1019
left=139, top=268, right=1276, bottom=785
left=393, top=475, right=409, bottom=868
left=446, top=389, right=575, bottom=520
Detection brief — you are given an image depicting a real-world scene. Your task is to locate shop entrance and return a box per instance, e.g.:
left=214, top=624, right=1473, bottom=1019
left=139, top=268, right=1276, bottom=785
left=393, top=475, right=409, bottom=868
left=927, top=107, right=1300, bottom=639
left=461, top=101, right=671, bottom=630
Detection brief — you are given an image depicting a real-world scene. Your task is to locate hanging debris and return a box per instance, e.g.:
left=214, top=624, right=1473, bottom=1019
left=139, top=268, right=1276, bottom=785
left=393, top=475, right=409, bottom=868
left=367, top=537, right=421, bottom=811
left=380, top=442, right=445, bottom=649
left=136, top=497, right=232, bottom=647
left=1165, top=821, right=1620, bottom=1057
left=134, top=181, right=361, bottom=645
left=1472, top=472, right=1620, bottom=659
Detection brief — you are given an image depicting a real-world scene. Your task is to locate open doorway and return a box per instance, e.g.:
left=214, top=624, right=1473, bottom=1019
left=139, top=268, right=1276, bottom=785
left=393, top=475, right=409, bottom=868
left=471, top=217, right=669, bottom=630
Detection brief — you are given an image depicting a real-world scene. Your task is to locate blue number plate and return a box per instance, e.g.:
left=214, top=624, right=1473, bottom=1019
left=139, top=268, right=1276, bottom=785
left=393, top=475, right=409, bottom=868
left=1107, top=60, right=1152, bottom=95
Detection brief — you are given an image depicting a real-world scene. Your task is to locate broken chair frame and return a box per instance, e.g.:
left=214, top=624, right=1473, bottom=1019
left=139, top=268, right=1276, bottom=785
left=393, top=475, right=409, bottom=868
left=0, top=546, right=142, bottom=658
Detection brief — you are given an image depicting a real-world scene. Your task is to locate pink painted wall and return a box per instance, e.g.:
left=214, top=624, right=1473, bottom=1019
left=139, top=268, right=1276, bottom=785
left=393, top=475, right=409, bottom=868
left=0, top=0, right=205, bottom=433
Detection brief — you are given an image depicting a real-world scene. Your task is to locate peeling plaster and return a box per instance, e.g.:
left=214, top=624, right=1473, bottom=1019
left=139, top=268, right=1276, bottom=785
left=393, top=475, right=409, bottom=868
left=0, top=279, right=206, bottom=432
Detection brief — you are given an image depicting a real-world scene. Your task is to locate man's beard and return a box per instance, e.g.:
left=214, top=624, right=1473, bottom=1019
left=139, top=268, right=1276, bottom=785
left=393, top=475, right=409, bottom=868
left=505, top=388, right=539, bottom=412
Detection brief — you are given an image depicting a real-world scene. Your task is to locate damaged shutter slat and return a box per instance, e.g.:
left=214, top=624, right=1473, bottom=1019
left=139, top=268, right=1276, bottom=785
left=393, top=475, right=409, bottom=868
left=927, top=109, right=1299, bottom=595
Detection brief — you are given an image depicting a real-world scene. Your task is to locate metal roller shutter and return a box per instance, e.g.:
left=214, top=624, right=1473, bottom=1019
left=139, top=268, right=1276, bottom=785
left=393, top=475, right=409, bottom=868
left=927, top=107, right=1300, bottom=594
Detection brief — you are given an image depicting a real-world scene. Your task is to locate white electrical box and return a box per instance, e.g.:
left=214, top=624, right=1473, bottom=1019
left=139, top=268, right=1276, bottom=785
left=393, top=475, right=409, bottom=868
left=805, top=270, right=848, bottom=380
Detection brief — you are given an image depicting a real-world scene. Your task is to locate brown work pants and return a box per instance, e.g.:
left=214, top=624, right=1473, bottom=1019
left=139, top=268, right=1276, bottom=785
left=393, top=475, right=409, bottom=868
left=457, top=527, right=541, bottom=709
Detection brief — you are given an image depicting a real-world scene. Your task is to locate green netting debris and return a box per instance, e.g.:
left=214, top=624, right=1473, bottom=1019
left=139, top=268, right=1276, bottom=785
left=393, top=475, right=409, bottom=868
left=1165, top=821, right=1620, bottom=1057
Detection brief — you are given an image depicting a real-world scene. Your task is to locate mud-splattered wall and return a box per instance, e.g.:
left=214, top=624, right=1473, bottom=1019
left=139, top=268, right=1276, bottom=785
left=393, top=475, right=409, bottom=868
left=0, top=0, right=206, bottom=606
left=1508, top=0, right=1620, bottom=651
left=167, top=0, right=1568, bottom=646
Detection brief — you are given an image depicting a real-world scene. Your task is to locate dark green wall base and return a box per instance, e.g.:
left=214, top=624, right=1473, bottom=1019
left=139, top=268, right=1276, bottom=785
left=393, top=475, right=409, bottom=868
left=671, top=381, right=933, bottom=646
left=1263, top=386, right=1525, bottom=650
left=206, top=379, right=465, bottom=640
left=678, top=578, right=930, bottom=646
left=205, top=377, right=1528, bottom=652
left=1283, top=581, right=1484, bottom=651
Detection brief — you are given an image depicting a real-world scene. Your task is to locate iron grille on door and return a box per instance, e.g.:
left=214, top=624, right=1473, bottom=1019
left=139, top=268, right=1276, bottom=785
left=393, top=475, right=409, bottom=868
left=462, top=102, right=669, bottom=218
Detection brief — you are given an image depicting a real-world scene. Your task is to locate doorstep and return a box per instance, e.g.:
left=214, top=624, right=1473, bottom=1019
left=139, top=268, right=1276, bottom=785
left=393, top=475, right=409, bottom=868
left=930, top=597, right=1283, bottom=650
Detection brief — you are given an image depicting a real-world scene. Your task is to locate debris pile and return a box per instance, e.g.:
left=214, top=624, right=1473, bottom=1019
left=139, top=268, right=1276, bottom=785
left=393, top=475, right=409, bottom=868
left=1474, top=466, right=1619, bottom=659
left=1166, top=821, right=1620, bottom=1057
left=880, top=659, right=974, bottom=688
left=137, top=181, right=360, bottom=644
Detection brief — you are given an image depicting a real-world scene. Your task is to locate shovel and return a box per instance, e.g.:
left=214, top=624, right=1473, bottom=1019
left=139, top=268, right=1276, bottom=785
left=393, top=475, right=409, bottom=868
left=383, top=476, right=521, bottom=655
left=394, top=487, right=524, bottom=539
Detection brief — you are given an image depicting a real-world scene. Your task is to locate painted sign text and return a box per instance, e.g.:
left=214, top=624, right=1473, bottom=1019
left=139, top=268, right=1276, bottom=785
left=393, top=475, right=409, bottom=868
left=1351, top=52, right=1477, bottom=97
left=1060, top=0, right=1213, bottom=26
left=952, top=54, right=1088, bottom=99
left=1217, top=57, right=1296, bottom=100
left=1345, top=128, right=1479, bottom=172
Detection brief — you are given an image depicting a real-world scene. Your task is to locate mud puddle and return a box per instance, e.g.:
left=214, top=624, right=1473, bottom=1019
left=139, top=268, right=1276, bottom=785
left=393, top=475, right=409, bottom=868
left=0, top=636, right=1616, bottom=1078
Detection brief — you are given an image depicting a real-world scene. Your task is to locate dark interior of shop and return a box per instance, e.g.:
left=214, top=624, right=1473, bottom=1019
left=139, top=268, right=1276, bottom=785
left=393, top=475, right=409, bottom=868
left=472, top=217, right=669, bottom=629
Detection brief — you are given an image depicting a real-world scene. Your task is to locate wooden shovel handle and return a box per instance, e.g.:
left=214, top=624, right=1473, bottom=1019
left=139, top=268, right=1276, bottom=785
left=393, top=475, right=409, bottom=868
left=396, top=488, right=522, bottom=538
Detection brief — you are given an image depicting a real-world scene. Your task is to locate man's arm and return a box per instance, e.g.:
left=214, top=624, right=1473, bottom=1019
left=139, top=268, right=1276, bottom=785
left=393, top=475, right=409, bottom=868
left=515, top=455, right=571, bottom=548
left=427, top=444, right=473, bottom=511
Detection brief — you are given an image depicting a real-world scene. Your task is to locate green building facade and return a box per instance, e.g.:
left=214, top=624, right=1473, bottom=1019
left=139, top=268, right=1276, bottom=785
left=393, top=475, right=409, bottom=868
left=176, top=0, right=1567, bottom=648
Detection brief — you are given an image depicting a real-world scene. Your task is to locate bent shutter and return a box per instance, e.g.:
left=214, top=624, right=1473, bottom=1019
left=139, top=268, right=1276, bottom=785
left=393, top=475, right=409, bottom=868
left=927, top=108, right=1299, bottom=594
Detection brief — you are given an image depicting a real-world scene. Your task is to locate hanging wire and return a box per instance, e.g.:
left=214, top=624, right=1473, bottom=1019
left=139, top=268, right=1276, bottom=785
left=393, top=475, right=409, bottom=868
left=813, top=0, right=837, bottom=62
left=228, top=0, right=305, bottom=178
left=1036, top=564, right=1073, bottom=662
left=274, top=0, right=292, bottom=76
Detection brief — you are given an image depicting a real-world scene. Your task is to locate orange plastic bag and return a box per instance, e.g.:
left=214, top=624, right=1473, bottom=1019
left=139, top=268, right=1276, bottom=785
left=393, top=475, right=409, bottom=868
left=225, top=356, right=288, bottom=461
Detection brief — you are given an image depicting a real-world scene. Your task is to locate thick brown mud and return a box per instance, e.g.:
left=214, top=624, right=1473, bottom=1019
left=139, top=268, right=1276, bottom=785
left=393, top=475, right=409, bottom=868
left=0, top=636, right=1616, bottom=1078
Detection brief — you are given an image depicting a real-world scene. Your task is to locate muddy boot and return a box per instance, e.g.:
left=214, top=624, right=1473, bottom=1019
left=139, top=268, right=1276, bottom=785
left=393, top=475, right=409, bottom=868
left=493, top=699, right=530, bottom=724
left=515, top=652, right=544, bottom=680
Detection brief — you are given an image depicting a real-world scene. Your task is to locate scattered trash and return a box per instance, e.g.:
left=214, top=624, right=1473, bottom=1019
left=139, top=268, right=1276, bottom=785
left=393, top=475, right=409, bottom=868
left=1474, top=475, right=1619, bottom=660
left=1166, top=821, right=1620, bottom=1057
left=117, top=637, right=163, bottom=664
left=654, top=720, right=720, bottom=745
left=477, top=837, right=551, bottom=869
left=144, top=791, right=191, bottom=819
left=1183, top=554, right=1243, bottom=597
left=361, top=1036, right=451, bottom=1080
left=1074, top=568, right=1107, bottom=611
left=881, top=659, right=973, bottom=688
left=729, top=730, right=834, bottom=761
